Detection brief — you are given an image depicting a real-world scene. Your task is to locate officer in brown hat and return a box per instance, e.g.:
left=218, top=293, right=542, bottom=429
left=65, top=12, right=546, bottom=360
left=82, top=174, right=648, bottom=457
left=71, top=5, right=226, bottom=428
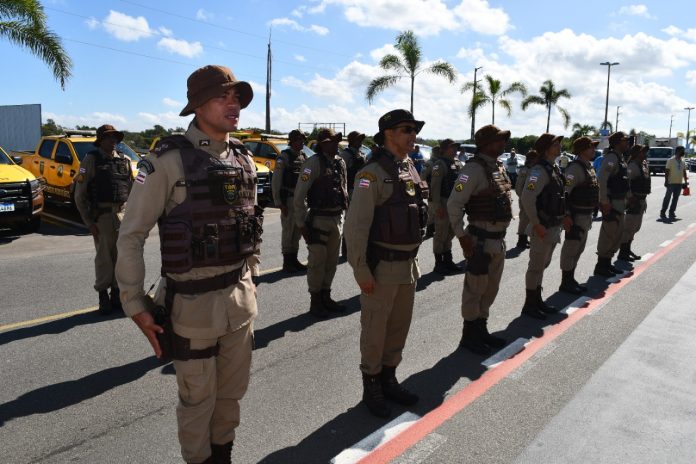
left=116, top=65, right=259, bottom=464
left=339, top=130, right=367, bottom=258
left=430, top=138, right=464, bottom=274
left=293, top=127, right=348, bottom=318
left=344, top=109, right=428, bottom=417
left=420, top=144, right=440, bottom=238
left=558, top=136, right=600, bottom=294
left=520, top=133, right=569, bottom=319
left=447, top=124, right=513, bottom=354
left=515, top=149, right=540, bottom=249
left=74, top=124, right=132, bottom=315
left=272, top=129, right=308, bottom=272
left=618, top=144, right=650, bottom=261
left=594, top=131, right=630, bottom=276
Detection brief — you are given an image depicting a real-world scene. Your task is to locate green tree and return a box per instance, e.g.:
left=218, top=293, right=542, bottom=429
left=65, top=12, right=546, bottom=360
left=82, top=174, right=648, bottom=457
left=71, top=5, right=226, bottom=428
left=570, top=123, right=597, bottom=141
left=366, top=30, right=456, bottom=114
left=0, top=0, right=72, bottom=89
left=521, top=80, right=572, bottom=132
left=41, top=118, right=62, bottom=136
left=461, top=75, right=527, bottom=124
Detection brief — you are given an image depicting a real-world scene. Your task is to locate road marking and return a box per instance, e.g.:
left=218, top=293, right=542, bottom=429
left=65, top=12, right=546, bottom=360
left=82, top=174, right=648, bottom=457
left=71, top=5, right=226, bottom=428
left=391, top=433, right=447, bottom=464
left=41, top=212, right=86, bottom=229
left=562, top=296, right=591, bottom=315
left=482, top=337, right=528, bottom=368
left=332, top=412, right=421, bottom=464
left=639, top=252, right=654, bottom=261
left=659, top=239, right=673, bottom=247
left=676, top=230, right=685, bottom=237
left=357, top=223, right=696, bottom=464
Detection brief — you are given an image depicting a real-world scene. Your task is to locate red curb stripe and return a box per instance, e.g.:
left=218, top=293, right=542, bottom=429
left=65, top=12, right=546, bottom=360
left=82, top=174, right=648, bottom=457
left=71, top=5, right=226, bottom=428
left=358, top=224, right=696, bottom=464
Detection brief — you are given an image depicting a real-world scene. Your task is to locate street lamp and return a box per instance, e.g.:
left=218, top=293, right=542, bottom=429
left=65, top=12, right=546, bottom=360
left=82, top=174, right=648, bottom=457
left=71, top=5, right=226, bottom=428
left=600, top=62, right=619, bottom=133
left=686, top=106, right=694, bottom=153
left=470, top=66, right=482, bottom=140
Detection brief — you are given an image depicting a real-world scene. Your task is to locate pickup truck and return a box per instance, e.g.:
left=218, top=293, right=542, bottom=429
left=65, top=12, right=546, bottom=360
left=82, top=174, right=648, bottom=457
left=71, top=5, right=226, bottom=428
left=646, top=146, right=673, bottom=175
left=1, top=144, right=44, bottom=233
left=13, top=131, right=140, bottom=205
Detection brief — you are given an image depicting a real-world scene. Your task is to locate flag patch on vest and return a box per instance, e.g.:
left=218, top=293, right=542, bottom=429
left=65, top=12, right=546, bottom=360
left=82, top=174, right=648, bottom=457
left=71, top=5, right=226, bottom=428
left=358, top=178, right=371, bottom=189
left=79, top=167, right=86, bottom=174
left=458, top=174, right=469, bottom=183
left=303, top=168, right=312, bottom=174
left=135, top=170, right=147, bottom=185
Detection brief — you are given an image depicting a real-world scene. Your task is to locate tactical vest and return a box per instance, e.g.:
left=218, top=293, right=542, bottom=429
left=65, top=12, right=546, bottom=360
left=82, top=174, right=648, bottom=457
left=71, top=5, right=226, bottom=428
left=464, top=156, right=513, bottom=223
left=155, top=136, right=263, bottom=274
left=307, top=154, right=348, bottom=210
left=606, top=150, right=629, bottom=199
left=343, top=148, right=366, bottom=192
left=567, top=160, right=599, bottom=213
left=87, top=150, right=132, bottom=205
left=368, top=149, right=428, bottom=245
left=535, top=160, right=566, bottom=226
left=439, top=157, right=462, bottom=199
left=630, top=160, right=651, bottom=196
left=280, top=148, right=306, bottom=192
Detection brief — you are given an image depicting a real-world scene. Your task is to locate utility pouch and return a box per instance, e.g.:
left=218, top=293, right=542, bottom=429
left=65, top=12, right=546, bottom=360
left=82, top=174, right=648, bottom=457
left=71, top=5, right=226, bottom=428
left=467, top=240, right=491, bottom=276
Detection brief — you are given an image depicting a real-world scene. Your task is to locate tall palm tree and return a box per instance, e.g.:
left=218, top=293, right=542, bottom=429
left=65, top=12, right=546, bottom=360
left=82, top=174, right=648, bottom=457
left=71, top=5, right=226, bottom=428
left=366, top=30, right=456, bottom=115
left=1, top=0, right=72, bottom=89
left=521, top=80, right=572, bottom=132
left=570, top=123, right=597, bottom=140
left=461, top=75, right=527, bottom=124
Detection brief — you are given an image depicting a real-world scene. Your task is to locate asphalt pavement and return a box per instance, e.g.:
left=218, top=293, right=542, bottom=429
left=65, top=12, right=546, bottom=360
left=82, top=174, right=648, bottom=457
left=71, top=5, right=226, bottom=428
left=1, top=178, right=696, bottom=464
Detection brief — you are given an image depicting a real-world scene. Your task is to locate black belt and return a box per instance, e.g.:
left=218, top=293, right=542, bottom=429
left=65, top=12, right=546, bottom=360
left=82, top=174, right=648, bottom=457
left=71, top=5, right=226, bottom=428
left=311, top=209, right=343, bottom=217
left=165, top=264, right=247, bottom=296
left=466, top=225, right=506, bottom=240
left=368, top=244, right=419, bottom=261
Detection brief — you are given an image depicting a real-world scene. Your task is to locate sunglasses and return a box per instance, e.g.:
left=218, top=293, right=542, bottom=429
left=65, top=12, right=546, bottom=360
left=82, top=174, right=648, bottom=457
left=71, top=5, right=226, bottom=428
left=390, top=125, right=419, bottom=134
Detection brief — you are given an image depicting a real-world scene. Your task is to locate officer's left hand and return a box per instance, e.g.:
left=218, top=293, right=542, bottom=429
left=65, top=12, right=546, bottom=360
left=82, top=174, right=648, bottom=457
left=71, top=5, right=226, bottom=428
left=132, top=311, right=164, bottom=359
left=358, top=278, right=376, bottom=295
left=458, top=235, right=475, bottom=258
left=562, top=215, right=573, bottom=232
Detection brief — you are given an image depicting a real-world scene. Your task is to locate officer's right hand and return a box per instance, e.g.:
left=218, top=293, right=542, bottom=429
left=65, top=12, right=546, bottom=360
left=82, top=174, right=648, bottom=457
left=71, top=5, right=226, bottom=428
left=458, top=235, right=475, bottom=258
left=359, top=278, right=376, bottom=295
left=600, top=202, right=611, bottom=216
left=132, top=311, right=164, bottom=359
left=279, top=205, right=288, bottom=217
left=89, top=224, right=100, bottom=241
left=533, top=223, right=546, bottom=239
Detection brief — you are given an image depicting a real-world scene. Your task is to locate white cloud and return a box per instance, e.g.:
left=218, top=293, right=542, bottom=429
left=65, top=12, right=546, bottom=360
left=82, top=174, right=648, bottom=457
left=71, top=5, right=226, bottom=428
left=157, top=37, right=203, bottom=58
left=309, top=24, right=329, bottom=35
left=370, top=44, right=397, bottom=61
left=618, top=4, right=653, bottom=18
left=158, top=26, right=173, bottom=37
left=162, top=97, right=182, bottom=108
left=687, top=70, right=696, bottom=86
left=196, top=9, right=211, bottom=21
left=269, top=17, right=330, bottom=35
left=102, top=10, right=153, bottom=42
left=294, top=54, right=306, bottom=62
left=85, top=17, right=99, bottom=30
left=662, top=25, right=696, bottom=42
left=453, top=0, right=511, bottom=35
left=456, top=46, right=486, bottom=62
left=44, top=111, right=127, bottom=128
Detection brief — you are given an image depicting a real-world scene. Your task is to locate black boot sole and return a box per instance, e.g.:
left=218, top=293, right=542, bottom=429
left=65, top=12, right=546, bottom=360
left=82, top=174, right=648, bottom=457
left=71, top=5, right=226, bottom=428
left=521, top=308, right=547, bottom=320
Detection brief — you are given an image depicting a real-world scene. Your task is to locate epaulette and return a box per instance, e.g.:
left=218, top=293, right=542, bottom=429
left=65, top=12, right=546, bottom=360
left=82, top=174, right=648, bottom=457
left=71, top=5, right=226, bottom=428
left=151, top=135, right=193, bottom=157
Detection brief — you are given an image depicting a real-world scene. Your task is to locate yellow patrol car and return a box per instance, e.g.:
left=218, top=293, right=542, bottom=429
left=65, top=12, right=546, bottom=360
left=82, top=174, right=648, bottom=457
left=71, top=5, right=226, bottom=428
left=243, top=133, right=316, bottom=172
left=1, top=144, right=44, bottom=233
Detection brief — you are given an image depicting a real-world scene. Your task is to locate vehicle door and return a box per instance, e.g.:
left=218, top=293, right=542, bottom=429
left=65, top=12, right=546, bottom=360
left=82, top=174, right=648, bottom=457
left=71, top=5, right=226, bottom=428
left=29, top=139, right=56, bottom=181
left=257, top=142, right=284, bottom=171
left=52, top=140, right=77, bottom=199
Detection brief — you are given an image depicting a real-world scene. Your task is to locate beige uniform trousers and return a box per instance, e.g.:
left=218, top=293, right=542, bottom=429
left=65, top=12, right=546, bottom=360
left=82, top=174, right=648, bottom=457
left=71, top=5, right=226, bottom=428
left=517, top=207, right=529, bottom=236
left=307, top=214, right=342, bottom=293
left=433, top=212, right=454, bottom=254
left=461, top=249, right=505, bottom=321
left=597, top=212, right=626, bottom=259
left=560, top=213, right=593, bottom=271
left=526, top=226, right=561, bottom=289
left=173, top=320, right=253, bottom=463
left=622, top=198, right=646, bottom=243
left=280, top=196, right=302, bottom=254
left=360, top=281, right=416, bottom=375
left=92, top=209, right=120, bottom=291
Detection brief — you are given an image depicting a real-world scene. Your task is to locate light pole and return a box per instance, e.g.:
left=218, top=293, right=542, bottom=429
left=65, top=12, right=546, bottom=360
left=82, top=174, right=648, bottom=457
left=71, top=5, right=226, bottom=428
left=669, top=114, right=674, bottom=139
left=685, top=106, right=694, bottom=153
left=615, top=105, right=621, bottom=132
left=600, top=62, right=619, bottom=132
left=470, top=66, right=482, bottom=141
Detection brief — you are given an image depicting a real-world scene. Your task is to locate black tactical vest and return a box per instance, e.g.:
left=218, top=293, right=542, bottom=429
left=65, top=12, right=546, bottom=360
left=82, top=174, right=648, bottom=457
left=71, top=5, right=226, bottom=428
left=606, top=150, right=629, bottom=199
left=567, top=160, right=599, bottom=213
left=535, top=159, right=566, bottom=226
left=280, top=148, right=306, bottom=192
left=307, top=153, right=348, bottom=210
left=87, top=150, right=132, bottom=204
left=630, top=160, right=651, bottom=196
left=464, top=156, right=513, bottom=223
left=368, top=149, right=428, bottom=245
left=155, top=136, right=263, bottom=274
left=439, top=157, right=463, bottom=199
left=343, top=148, right=366, bottom=192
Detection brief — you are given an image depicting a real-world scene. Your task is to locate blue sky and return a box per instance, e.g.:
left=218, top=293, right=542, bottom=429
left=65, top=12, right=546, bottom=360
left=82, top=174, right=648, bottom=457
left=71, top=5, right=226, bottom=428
left=2, top=0, right=695, bottom=140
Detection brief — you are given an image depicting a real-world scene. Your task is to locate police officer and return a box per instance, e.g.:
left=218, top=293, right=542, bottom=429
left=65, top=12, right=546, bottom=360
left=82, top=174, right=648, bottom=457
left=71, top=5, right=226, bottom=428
left=430, top=138, right=464, bottom=274
left=618, top=144, right=651, bottom=261
left=272, top=129, right=308, bottom=272
left=116, top=65, right=261, bottom=464
left=515, top=149, right=539, bottom=249
left=294, top=128, right=348, bottom=318
left=520, top=134, right=570, bottom=319
left=447, top=125, right=513, bottom=355
left=74, top=124, right=133, bottom=315
left=421, top=145, right=440, bottom=238
left=594, top=131, right=630, bottom=277
left=344, top=109, right=427, bottom=417
left=340, top=131, right=367, bottom=258
left=559, top=137, right=600, bottom=294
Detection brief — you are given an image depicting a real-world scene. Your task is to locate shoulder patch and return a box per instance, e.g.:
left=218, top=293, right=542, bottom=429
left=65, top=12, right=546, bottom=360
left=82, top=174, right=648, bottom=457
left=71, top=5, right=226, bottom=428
left=75, top=173, right=85, bottom=183
left=526, top=182, right=536, bottom=190
left=136, top=158, right=155, bottom=174
left=455, top=183, right=464, bottom=192
left=458, top=174, right=469, bottom=183
left=357, top=171, right=376, bottom=182
left=79, top=167, right=87, bottom=174
left=135, top=170, right=147, bottom=185
left=303, top=167, right=312, bottom=175
left=358, top=178, right=371, bottom=189
left=300, top=174, right=309, bottom=182
left=528, top=175, right=538, bottom=183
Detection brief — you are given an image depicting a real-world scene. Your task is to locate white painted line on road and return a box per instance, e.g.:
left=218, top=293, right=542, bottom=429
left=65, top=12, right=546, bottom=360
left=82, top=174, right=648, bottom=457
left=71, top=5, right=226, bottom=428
left=562, top=296, right=591, bottom=315
left=676, top=230, right=686, bottom=237
left=639, top=252, right=655, bottom=262
left=391, top=432, right=447, bottom=464
left=659, top=239, right=674, bottom=247
left=689, top=222, right=696, bottom=228
left=332, top=412, right=421, bottom=464
left=41, top=212, right=86, bottom=229
left=482, top=337, right=528, bottom=368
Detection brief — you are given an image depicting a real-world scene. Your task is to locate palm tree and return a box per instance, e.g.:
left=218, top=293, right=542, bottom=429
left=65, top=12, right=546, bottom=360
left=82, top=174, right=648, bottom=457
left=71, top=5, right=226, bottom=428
left=0, top=0, right=72, bottom=89
left=366, top=30, right=456, bottom=114
left=571, top=123, right=597, bottom=140
left=521, top=80, right=572, bottom=132
left=461, top=75, right=527, bottom=124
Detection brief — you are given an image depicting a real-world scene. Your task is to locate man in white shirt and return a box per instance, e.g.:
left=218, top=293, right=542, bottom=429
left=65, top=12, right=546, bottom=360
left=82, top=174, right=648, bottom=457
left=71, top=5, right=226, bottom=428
left=661, top=146, right=689, bottom=220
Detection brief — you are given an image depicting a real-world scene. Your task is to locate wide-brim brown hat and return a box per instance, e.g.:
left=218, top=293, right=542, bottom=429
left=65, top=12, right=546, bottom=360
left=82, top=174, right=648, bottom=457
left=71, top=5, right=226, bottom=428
left=347, top=130, right=366, bottom=144
left=572, top=136, right=599, bottom=155
left=377, top=109, right=425, bottom=133
left=474, top=124, right=511, bottom=148
left=627, top=144, right=645, bottom=158
left=534, top=133, right=564, bottom=154
left=608, top=131, right=628, bottom=146
left=94, top=124, right=124, bottom=147
left=180, top=65, right=253, bottom=116
left=288, top=129, right=307, bottom=142
left=316, top=128, right=342, bottom=143
left=439, top=138, right=461, bottom=151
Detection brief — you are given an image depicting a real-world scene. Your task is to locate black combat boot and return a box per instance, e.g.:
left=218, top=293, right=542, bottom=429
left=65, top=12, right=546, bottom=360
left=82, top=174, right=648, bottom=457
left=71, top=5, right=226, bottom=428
left=516, top=234, right=529, bottom=249
left=459, top=319, right=492, bottom=355
left=425, top=223, right=435, bottom=238
left=608, top=260, right=623, bottom=274
left=627, top=240, right=641, bottom=261
left=291, top=252, right=308, bottom=271
left=617, top=243, right=634, bottom=262
left=433, top=254, right=450, bottom=275
left=559, top=270, right=584, bottom=295
left=210, top=442, right=233, bottom=464
left=570, top=268, right=588, bottom=293
left=521, top=288, right=546, bottom=320
left=478, top=318, right=506, bottom=348
left=110, top=287, right=123, bottom=312
left=660, top=210, right=667, bottom=220
left=536, top=286, right=559, bottom=314
left=188, top=457, right=214, bottom=464
left=98, top=290, right=112, bottom=315
left=309, top=292, right=330, bottom=318
left=282, top=253, right=299, bottom=272
left=380, top=366, right=419, bottom=405
left=443, top=251, right=464, bottom=273
left=593, top=257, right=616, bottom=277
left=362, top=373, right=391, bottom=418
left=321, top=289, right=346, bottom=313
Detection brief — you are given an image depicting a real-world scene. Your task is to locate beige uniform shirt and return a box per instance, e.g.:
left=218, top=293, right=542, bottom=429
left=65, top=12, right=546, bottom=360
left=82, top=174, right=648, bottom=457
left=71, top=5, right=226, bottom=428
left=446, top=154, right=510, bottom=254
left=520, top=161, right=563, bottom=242
left=271, top=148, right=303, bottom=207
left=74, top=148, right=129, bottom=228
left=293, top=152, right=346, bottom=228
left=115, top=122, right=259, bottom=339
left=597, top=150, right=627, bottom=213
left=515, top=165, right=529, bottom=197
left=344, top=152, right=421, bottom=285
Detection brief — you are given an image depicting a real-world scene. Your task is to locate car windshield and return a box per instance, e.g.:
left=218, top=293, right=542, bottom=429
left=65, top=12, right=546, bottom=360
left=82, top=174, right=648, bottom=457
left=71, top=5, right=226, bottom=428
left=72, top=141, right=140, bottom=162
left=302, top=146, right=315, bottom=157
left=274, top=143, right=290, bottom=152
left=0, top=146, right=12, bottom=165
left=647, top=148, right=673, bottom=158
